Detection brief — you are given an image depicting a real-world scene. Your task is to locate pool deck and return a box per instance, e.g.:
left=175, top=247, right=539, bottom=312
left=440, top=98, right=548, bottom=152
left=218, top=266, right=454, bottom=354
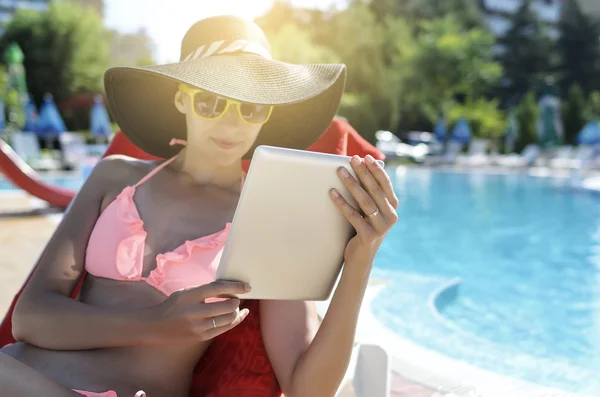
left=0, top=192, right=444, bottom=397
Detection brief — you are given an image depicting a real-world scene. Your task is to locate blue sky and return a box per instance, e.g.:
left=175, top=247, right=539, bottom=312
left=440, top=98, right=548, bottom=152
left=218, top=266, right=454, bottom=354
left=104, top=0, right=346, bottom=64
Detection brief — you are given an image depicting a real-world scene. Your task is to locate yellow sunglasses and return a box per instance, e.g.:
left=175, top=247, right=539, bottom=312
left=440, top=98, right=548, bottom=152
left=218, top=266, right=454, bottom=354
left=178, top=84, right=274, bottom=125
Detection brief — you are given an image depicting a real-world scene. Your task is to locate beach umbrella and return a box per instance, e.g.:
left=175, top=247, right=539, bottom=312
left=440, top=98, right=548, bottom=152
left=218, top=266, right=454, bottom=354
left=536, top=93, right=563, bottom=148
left=89, top=94, right=112, bottom=138
left=36, top=93, right=66, bottom=137
left=450, top=117, right=471, bottom=143
left=538, top=105, right=560, bottom=147
left=577, top=120, right=600, bottom=145
left=23, top=95, right=38, bottom=132
left=434, top=116, right=446, bottom=142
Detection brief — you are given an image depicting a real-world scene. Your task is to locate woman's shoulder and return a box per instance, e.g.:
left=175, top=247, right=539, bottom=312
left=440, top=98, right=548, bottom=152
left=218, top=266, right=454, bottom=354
left=86, top=155, right=157, bottom=192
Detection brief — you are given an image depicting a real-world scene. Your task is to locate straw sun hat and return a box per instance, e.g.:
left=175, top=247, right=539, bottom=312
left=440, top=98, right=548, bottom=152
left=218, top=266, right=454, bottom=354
left=104, top=15, right=347, bottom=159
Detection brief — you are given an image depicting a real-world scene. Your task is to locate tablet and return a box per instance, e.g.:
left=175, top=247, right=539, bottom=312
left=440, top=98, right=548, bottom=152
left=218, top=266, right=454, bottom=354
left=215, top=145, right=385, bottom=301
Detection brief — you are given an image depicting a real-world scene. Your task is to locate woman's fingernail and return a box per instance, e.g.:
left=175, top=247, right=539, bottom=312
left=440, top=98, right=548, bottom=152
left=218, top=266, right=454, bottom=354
left=244, top=284, right=252, bottom=291
left=366, top=155, right=374, bottom=164
left=330, top=188, right=340, bottom=198
left=241, top=308, right=250, bottom=318
left=339, top=167, right=350, bottom=178
left=351, top=156, right=361, bottom=166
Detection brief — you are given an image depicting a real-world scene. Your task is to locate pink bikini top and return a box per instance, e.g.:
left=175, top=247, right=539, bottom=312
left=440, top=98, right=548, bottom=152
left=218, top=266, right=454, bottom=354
left=85, top=140, right=242, bottom=297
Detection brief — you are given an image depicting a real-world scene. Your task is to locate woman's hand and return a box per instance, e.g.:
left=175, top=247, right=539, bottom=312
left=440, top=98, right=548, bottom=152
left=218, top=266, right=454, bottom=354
left=152, top=280, right=251, bottom=343
left=330, top=154, right=399, bottom=276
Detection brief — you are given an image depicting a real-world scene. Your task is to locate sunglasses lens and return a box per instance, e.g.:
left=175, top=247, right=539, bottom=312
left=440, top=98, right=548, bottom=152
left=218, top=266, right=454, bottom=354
left=239, top=103, right=271, bottom=123
left=193, top=92, right=224, bottom=118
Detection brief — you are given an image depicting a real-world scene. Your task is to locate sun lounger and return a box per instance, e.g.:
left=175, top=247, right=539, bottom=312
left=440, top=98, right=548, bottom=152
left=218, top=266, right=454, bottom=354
left=10, top=132, right=41, bottom=164
left=455, top=139, right=490, bottom=167
left=548, top=145, right=575, bottom=169
left=1, top=120, right=386, bottom=397
left=495, top=144, right=540, bottom=168
left=334, top=344, right=391, bottom=397
left=59, top=132, right=88, bottom=170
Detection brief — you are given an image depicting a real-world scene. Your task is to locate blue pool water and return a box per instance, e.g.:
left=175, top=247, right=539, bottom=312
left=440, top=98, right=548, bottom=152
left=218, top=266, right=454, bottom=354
left=0, top=176, right=84, bottom=191
left=371, top=168, right=600, bottom=395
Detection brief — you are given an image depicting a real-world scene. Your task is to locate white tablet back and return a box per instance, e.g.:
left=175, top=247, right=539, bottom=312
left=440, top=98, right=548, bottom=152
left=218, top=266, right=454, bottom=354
left=216, top=145, right=383, bottom=301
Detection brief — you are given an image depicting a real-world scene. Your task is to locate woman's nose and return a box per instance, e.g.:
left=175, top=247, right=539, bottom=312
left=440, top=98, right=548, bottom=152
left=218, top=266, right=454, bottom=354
left=221, top=104, right=246, bottom=127
left=222, top=104, right=238, bottom=120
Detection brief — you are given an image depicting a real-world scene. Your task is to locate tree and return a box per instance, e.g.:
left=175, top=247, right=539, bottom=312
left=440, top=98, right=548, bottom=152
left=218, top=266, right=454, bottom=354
left=399, top=16, right=503, bottom=126
left=367, top=0, right=484, bottom=30
left=562, top=84, right=587, bottom=145
left=498, top=0, right=553, bottom=101
left=265, top=22, right=339, bottom=65
left=587, top=90, right=600, bottom=120
left=557, top=0, right=600, bottom=96
left=516, top=91, right=539, bottom=152
left=447, top=98, right=506, bottom=139
left=0, top=1, right=110, bottom=106
left=310, top=4, right=414, bottom=139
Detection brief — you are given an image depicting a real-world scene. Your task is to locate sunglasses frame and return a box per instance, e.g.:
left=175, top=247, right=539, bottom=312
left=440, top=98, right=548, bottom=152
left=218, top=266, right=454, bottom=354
left=178, top=84, right=274, bottom=125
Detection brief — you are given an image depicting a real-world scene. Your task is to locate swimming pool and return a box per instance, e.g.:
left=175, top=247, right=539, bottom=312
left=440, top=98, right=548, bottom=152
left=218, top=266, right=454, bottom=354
left=0, top=176, right=84, bottom=191
left=371, top=168, right=599, bottom=395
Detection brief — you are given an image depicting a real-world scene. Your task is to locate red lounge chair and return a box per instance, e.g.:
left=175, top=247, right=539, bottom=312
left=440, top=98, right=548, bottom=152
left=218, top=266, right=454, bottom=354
left=0, top=118, right=383, bottom=396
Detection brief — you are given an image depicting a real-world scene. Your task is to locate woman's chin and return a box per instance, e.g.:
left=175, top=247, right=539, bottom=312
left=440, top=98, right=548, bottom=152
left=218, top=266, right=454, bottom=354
left=208, top=150, right=244, bottom=167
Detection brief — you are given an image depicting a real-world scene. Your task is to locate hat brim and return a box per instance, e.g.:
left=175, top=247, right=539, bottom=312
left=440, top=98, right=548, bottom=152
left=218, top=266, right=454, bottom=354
left=104, top=54, right=347, bottom=159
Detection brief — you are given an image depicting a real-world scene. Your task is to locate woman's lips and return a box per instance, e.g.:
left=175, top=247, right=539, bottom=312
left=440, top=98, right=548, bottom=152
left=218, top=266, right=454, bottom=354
left=212, top=138, right=241, bottom=150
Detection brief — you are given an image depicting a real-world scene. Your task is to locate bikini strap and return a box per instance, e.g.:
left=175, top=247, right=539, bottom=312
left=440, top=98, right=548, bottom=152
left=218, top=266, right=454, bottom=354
left=134, top=139, right=187, bottom=188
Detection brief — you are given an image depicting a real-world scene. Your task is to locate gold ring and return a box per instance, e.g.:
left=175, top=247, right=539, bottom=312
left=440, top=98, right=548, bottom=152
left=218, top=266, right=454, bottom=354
left=366, top=208, right=380, bottom=218
left=212, top=318, right=217, bottom=328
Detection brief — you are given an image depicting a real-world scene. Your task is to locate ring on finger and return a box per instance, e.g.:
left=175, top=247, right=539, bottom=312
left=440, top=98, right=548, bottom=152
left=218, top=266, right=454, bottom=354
left=365, top=208, right=380, bottom=218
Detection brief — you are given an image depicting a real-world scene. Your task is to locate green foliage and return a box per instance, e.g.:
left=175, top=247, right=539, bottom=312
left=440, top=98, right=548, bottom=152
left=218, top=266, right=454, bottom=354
left=267, top=22, right=340, bottom=64
left=399, top=16, right=502, bottom=124
left=367, top=0, right=485, bottom=30
left=562, top=84, right=587, bottom=145
left=312, top=4, right=411, bottom=139
left=587, top=91, right=600, bottom=120
left=515, top=92, right=539, bottom=152
left=257, top=2, right=505, bottom=138
left=447, top=98, right=506, bottom=139
left=0, top=1, right=109, bottom=105
left=0, top=66, right=6, bottom=97
left=498, top=0, right=554, bottom=99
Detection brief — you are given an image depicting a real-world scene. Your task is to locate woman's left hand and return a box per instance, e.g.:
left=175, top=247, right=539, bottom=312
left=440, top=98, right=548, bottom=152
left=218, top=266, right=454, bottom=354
left=330, top=154, right=399, bottom=276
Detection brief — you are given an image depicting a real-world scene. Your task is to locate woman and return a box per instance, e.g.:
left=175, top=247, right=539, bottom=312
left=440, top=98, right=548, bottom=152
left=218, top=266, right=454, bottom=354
left=0, top=16, right=398, bottom=397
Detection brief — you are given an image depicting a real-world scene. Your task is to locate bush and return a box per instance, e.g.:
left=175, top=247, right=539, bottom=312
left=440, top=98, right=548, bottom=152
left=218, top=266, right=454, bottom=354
left=562, top=84, right=586, bottom=145
left=447, top=98, right=506, bottom=139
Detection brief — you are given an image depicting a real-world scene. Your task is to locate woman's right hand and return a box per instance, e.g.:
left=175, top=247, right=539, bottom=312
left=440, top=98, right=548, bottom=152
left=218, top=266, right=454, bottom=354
left=152, top=280, right=251, bottom=343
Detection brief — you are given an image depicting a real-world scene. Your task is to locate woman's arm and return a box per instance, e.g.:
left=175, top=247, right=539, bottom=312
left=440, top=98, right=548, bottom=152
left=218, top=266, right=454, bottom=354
left=12, top=156, right=159, bottom=350
left=261, top=266, right=369, bottom=397
left=262, top=155, right=398, bottom=397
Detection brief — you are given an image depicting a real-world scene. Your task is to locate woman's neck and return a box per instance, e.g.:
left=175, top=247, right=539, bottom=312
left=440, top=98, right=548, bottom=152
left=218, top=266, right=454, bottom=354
left=170, top=149, right=243, bottom=192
